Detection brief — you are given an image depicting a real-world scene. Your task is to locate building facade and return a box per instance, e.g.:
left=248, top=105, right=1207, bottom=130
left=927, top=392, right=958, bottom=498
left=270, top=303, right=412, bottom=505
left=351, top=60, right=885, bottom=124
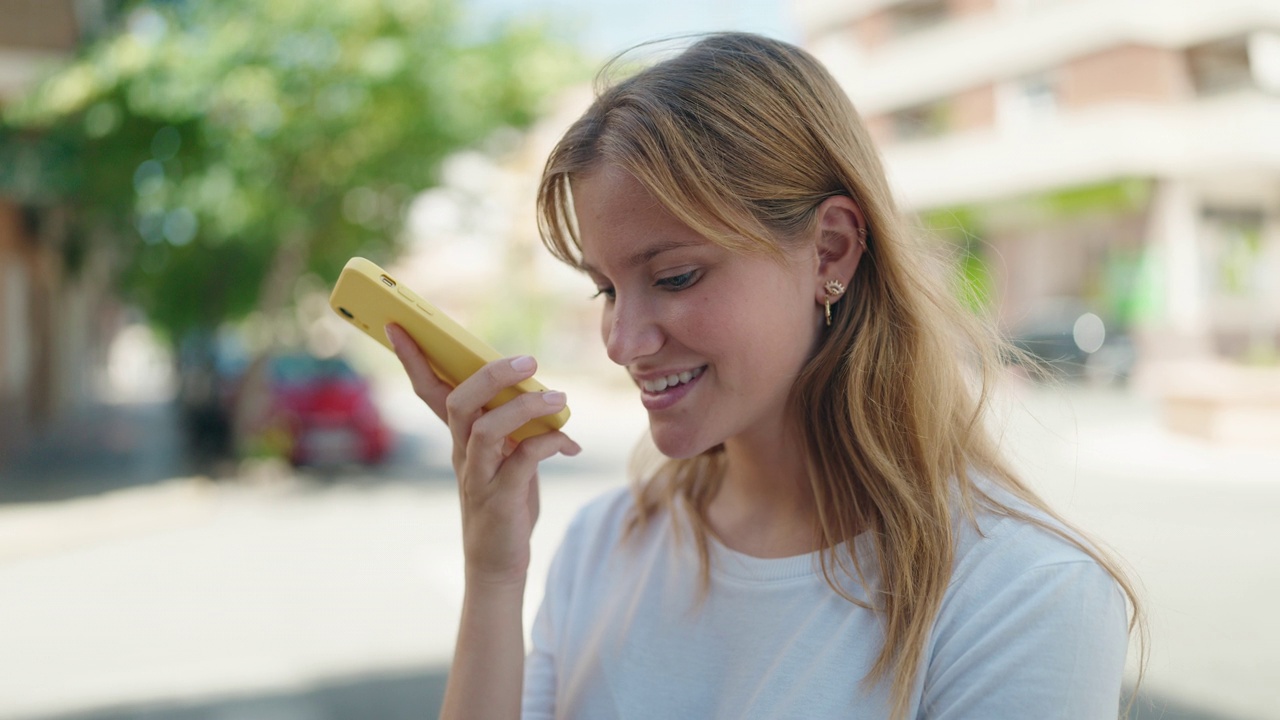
left=0, top=0, right=116, bottom=454
left=796, top=0, right=1280, bottom=385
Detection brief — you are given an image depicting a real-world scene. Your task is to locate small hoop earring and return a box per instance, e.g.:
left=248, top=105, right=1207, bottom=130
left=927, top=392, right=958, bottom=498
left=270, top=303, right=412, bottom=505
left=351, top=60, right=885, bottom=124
left=824, top=279, right=846, bottom=327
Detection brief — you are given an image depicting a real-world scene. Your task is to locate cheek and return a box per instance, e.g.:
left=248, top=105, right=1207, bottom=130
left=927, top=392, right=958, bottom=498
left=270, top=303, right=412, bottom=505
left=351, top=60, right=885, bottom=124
left=732, top=289, right=819, bottom=371
left=664, top=292, right=711, bottom=336
left=662, top=288, right=740, bottom=357
left=674, top=287, right=809, bottom=363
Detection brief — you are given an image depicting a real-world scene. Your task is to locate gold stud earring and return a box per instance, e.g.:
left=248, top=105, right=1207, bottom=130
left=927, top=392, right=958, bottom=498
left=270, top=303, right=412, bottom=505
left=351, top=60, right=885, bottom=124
left=824, top=279, right=846, bottom=327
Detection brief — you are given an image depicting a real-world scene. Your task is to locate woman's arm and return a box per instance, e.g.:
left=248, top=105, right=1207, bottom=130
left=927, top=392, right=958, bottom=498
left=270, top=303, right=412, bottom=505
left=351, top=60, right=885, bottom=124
left=444, top=579, right=528, bottom=719
left=387, top=324, right=579, bottom=720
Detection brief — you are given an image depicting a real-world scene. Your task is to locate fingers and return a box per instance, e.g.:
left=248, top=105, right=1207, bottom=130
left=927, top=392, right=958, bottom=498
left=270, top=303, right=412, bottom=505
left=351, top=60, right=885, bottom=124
left=464, top=390, right=577, bottom=482
left=385, top=324, right=450, bottom=421
left=491, top=431, right=581, bottom=494
left=444, top=354, right=544, bottom=451
left=385, top=322, right=574, bottom=465
left=445, top=354, right=539, bottom=421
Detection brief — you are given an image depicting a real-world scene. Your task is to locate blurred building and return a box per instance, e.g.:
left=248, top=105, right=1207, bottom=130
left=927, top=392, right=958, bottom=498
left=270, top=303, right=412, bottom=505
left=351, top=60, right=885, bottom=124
left=796, top=0, right=1280, bottom=388
left=0, top=0, right=117, bottom=455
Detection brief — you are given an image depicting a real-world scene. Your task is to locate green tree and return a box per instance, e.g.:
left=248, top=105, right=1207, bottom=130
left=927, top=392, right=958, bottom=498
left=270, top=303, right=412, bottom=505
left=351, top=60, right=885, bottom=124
left=0, top=0, right=581, bottom=341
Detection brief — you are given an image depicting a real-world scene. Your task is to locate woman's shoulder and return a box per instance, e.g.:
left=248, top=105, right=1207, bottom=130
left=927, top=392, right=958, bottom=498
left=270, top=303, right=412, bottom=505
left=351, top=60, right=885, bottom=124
left=922, top=482, right=1131, bottom=715
left=952, top=481, right=1107, bottom=578
left=941, top=479, right=1125, bottom=622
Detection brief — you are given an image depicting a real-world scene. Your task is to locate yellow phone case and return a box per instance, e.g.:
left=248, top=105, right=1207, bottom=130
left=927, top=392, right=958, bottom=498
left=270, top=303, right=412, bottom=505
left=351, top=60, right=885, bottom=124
left=329, top=257, right=569, bottom=441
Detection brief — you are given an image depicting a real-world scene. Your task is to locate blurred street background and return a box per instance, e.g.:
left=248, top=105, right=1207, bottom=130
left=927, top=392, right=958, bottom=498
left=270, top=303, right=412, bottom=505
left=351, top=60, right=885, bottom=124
left=2, top=0, right=1278, bottom=719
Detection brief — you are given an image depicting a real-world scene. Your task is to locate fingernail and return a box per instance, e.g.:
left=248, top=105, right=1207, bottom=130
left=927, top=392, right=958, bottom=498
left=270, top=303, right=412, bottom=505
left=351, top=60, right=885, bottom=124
left=384, top=325, right=399, bottom=351
left=542, top=391, right=566, bottom=406
left=510, top=355, right=536, bottom=372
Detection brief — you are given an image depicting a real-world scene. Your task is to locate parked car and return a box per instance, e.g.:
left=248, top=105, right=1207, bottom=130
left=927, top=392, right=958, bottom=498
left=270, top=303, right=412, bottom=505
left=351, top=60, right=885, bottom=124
left=246, top=352, right=393, bottom=466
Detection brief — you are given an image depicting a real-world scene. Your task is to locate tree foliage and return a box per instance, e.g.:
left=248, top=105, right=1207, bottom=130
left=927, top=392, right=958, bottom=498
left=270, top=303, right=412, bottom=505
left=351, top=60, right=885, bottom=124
left=0, top=0, right=581, bottom=340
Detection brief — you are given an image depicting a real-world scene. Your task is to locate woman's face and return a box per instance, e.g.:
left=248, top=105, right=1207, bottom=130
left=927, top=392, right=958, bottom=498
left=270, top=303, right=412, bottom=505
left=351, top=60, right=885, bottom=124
left=572, top=164, right=823, bottom=458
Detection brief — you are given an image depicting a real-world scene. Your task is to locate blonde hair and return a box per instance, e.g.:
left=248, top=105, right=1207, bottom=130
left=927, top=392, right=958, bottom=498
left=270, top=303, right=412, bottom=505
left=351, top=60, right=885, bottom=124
left=537, top=33, right=1144, bottom=719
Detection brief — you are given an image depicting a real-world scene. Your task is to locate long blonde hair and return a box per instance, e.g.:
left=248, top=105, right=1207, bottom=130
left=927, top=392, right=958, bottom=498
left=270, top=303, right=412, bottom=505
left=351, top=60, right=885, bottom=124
left=537, top=33, right=1144, bottom=719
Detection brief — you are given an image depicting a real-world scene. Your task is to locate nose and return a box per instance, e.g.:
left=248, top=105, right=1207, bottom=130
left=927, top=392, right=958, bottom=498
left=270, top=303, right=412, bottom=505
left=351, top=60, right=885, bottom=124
left=603, top=295, right=663, bottom=367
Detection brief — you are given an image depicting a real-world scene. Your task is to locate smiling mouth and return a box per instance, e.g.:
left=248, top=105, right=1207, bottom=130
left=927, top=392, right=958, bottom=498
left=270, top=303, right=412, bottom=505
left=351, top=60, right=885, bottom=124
left=639, top=366, right=705, bottom=393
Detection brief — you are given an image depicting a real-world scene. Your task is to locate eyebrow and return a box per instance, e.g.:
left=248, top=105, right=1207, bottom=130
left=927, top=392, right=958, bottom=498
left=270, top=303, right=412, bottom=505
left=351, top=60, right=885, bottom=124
left=580, top=238, right=702, bottom=275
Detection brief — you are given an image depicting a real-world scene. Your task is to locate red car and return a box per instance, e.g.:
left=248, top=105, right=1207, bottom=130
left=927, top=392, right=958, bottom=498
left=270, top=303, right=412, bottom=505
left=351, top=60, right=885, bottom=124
left=253, top=353, right=393, bottom=466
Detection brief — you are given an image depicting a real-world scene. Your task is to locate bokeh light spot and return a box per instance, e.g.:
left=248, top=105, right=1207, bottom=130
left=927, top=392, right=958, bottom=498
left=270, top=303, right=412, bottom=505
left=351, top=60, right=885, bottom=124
left=1073, top=312, right=1106, bottom=354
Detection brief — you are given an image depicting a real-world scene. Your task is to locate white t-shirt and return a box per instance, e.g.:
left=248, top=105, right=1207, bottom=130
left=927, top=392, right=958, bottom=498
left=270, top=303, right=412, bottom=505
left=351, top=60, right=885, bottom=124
left=522, top=485, right=1129, bottom=720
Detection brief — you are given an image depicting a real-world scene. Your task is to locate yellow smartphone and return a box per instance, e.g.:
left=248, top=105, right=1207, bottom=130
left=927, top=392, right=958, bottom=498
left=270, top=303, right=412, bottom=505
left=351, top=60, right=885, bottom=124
left=329, top=257, right=569, bottom=441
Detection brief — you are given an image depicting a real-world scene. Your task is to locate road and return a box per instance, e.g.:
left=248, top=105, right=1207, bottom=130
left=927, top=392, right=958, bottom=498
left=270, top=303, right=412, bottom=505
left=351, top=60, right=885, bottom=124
left=0, top=375, right=1276, bottom=720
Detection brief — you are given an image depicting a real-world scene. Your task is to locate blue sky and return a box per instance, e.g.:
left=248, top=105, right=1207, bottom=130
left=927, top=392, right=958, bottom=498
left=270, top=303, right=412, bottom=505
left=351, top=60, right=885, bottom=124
left=465, top=0, right=798, bottom=59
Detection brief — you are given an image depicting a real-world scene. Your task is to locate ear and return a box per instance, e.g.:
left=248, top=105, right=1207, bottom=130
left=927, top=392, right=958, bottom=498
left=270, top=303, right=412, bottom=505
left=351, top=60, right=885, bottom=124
left=811, top=195, right=867, bottom=306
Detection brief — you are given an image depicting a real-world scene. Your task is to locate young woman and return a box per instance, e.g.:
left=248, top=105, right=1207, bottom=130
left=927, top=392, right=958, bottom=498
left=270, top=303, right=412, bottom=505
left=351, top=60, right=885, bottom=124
left=386, top=32, right=1143, bottom=720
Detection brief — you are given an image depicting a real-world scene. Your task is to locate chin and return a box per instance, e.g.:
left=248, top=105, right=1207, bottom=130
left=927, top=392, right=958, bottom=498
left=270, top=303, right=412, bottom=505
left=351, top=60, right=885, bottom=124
left=648, top=424, right=719, bottom=460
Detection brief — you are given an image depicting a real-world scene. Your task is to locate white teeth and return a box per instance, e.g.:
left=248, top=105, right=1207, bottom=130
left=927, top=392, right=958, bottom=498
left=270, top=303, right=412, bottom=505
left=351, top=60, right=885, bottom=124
left=641, top=366, right=705, bottom=393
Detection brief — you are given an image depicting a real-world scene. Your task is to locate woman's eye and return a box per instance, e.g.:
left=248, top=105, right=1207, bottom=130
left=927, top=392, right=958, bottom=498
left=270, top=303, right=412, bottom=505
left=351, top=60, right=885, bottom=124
left=655, top=270, right=699, bottom=291
left=591, top=287, right=616, bottom=301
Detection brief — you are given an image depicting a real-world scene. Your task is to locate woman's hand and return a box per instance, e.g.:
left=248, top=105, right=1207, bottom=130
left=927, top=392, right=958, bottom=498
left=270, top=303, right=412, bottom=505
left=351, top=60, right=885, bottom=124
left=385, top=323, right=581, bottom=589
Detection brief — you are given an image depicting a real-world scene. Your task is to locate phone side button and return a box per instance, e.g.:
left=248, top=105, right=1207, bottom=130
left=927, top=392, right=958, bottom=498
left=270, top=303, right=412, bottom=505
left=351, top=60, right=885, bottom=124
left=397, top=286, right=434, bottom=315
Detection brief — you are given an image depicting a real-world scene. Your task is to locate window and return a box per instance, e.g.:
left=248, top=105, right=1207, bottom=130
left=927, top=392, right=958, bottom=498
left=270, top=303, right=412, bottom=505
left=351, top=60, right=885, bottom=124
left=890, top=0, right=950, bottom=37
left=1188, top=36, right=1254, bottom=96
left=997, top=71, right=1059, bottom=131
left=891, top=99, right=951, bottom=141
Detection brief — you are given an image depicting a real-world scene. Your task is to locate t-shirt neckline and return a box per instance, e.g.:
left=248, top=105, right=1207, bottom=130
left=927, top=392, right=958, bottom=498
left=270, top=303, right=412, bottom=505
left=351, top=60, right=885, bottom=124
left=700, top=528, right=875, bottom=584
